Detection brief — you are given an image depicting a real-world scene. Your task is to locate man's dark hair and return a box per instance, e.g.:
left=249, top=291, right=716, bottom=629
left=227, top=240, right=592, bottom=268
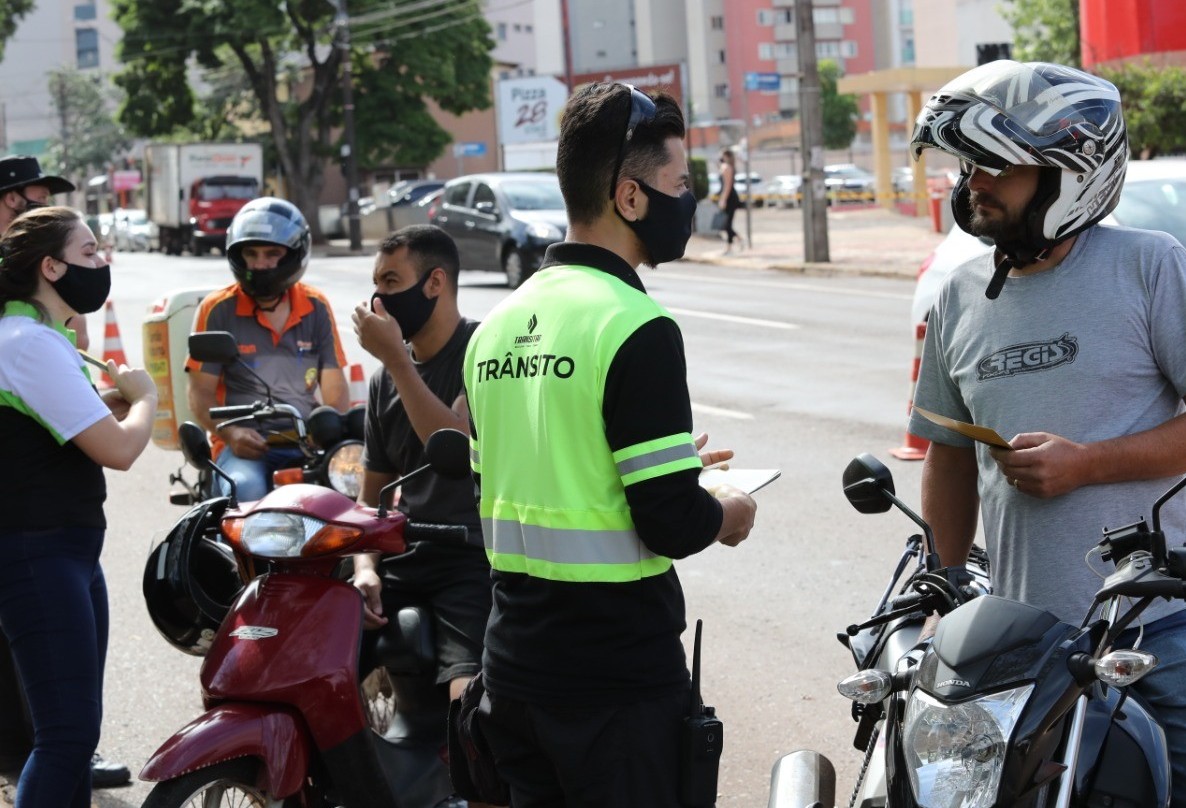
left=379, top=224, right=460, bottom=288
left=556, top=82, right=686, bottom=226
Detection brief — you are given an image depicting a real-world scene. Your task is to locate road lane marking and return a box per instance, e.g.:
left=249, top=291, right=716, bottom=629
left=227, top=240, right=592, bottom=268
left=692, top=402, right=754, bottom=420
left=659, top=271, right=913, bottom=301
left=667, top=307, right=798, bottom=331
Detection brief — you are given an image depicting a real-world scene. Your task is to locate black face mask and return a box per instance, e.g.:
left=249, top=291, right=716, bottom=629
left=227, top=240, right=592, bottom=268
left=20, top=196, right=46, bottom=212
left=370, top=269, right=438, bottom=340
left=623, top=179, right=697, bottom=267
left=50, top=260, right=110, bottom=315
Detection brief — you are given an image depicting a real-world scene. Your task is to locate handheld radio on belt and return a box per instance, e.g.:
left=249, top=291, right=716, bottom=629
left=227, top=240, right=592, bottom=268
left=680, top=618, right=724, bottom=806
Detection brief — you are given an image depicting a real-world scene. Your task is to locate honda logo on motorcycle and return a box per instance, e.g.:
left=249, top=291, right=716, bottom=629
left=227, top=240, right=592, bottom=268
left=230, top=626, right=279, bottom=640
left=977, top=333, right=1078, bottom=381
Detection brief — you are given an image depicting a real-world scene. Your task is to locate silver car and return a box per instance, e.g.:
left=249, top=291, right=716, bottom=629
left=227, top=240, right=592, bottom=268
left=911, top=158, right=1186, bottom=325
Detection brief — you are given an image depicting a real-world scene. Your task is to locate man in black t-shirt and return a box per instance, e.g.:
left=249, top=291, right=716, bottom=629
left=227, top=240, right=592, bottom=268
left=350, top=225, right=491, bottom=716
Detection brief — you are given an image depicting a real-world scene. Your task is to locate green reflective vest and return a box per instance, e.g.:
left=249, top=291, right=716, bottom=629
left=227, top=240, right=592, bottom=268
left=464, top=264, right=702, bottom=583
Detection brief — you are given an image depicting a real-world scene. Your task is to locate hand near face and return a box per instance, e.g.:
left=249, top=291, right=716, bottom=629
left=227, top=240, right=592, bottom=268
left=353, top=297, right=406, bottom=366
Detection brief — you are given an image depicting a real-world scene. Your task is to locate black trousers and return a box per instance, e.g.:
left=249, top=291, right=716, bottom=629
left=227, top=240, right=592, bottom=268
left=0, top=632, right=32, bottom=772
left=479, top=685, right=692, bottom=808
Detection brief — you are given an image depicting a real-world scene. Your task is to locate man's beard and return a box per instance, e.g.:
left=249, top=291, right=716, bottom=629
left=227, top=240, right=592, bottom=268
left=967, top=191, right=1028, bottom=242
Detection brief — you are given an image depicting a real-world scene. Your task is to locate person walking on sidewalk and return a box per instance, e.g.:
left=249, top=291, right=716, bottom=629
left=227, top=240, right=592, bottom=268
left=463, top=81, right=757, bottom=807
left=717, top=148, right=743, bottom=253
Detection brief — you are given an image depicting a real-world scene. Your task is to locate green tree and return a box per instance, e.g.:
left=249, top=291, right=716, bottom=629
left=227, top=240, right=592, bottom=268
left=110, top=0, right=494, bottom=240
left=1096, top=61, right=1186, bottom=159
left=999, top=0, right=1081, bottom=67
left=45, top=68, right=132, bottom=179
left=0, top=0, right=34, bottom=63
left=819, top=60, right=858, bottom=150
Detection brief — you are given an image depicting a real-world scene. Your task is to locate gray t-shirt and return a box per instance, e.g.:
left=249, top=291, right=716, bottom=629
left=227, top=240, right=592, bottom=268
left=909, top=225, right=1186, bottom=625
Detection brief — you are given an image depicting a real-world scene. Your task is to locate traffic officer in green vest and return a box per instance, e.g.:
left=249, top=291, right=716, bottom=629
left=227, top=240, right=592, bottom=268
left=462, top=82, right=757, bottom=807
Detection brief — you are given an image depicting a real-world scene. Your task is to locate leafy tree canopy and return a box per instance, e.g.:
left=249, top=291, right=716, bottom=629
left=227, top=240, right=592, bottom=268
left=819, top=60, right=858, bottom=151
left=0, top=0, right=33, bottom=63
left=999, top=0, right=1081, bottom=67
left=110, top=0, right=494, bottom=238
left=1095, top=61, right=1186, bottom=159
left=46, top=68, right=132, bottom=177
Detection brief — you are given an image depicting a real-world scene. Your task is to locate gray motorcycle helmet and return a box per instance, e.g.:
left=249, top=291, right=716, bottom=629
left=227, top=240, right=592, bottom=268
left=225, top=197, right=311, bottom=300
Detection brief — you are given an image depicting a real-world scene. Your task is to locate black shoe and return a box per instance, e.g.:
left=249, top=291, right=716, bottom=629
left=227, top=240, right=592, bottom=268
left=90, top=753, right=130, bottom=788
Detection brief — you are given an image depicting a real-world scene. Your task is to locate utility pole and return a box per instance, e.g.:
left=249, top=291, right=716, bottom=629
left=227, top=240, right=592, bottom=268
left=559, top=0, right=574, bottom=91
left=334, top=0, right=362, bottom=251
left=797, top=0, right=829, bottom=262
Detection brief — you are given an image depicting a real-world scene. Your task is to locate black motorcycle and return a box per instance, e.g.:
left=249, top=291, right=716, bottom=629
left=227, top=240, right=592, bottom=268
left=167, top=330, right=365, bottom=506
left=769, top=453, right=1183, bottom=808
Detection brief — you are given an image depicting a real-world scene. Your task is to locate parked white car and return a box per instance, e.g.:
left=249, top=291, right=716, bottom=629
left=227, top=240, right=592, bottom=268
left=911, top=158, right=1186, bottom=325
left=112, top=208, right=158, bottom=252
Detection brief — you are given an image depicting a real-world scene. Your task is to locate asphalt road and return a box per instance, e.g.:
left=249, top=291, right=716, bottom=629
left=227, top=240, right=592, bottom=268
left=29, top=249, right=928, bottom=807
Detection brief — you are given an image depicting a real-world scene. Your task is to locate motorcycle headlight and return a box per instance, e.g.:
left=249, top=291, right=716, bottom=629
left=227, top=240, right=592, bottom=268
left=327, top=440, right=364, bottom=498
left=903, top=684, right=1033, bottom=808
left=237, top=511, right=362, bottom=558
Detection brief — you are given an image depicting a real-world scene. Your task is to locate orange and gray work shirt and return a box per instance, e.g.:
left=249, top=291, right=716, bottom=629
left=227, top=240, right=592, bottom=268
left=185, top=282, right=347, bottom=426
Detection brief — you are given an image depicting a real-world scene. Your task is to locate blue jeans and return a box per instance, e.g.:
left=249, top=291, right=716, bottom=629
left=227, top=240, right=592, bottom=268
left=1126, top=610, right=1186, bottom=806
left=214, top=446, right=304, bottom=502
left=0, top=527, right=107, bottom=808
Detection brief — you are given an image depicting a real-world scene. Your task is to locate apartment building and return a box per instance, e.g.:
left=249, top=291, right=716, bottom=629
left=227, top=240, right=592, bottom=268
left=0, top=0, right=122, bottom=155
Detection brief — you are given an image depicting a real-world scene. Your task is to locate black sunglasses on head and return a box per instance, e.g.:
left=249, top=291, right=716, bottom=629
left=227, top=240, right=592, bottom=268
left=608, top=84, right=658, bottom=199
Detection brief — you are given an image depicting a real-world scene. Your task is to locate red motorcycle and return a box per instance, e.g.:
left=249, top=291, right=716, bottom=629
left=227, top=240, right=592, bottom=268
left=141, top=422, right=473, bottom=808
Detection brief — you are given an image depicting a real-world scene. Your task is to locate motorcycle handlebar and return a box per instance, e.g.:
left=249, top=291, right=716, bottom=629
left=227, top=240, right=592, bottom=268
left=404, top=523, right=470, bottom=545
left=210, top=404, right=259, bottom=420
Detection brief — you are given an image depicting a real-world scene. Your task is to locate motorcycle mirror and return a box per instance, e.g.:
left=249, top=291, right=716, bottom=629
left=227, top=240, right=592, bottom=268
left=188, top=331, right=241, bottom=364
left=424, top=428, right=472, bottom=480
left=376, top=428, right=472, bottom=518
left=178, top=420, right=238, bottom=506
left=842, top=454, right=895, bottom=514
left=306, top=405, right=344, bottom=449
left=178, top=421, right=213, bottom=469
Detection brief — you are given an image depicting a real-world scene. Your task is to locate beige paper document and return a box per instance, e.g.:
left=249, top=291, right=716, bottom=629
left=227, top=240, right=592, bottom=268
left=912, top=406, right=1013, bottom=450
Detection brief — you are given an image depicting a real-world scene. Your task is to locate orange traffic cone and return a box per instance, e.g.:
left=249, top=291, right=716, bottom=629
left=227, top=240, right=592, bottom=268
left=889, top=321, right=931, bottom=461
left=97, top=300, right=128, bottom=390
left=349, top=363, right=367, bottom=407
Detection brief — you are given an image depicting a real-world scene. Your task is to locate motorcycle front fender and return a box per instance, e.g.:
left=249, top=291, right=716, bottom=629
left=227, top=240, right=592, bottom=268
left=767, top=750, right=836, bottom=808
left=139, top=702, right=311, bottom=798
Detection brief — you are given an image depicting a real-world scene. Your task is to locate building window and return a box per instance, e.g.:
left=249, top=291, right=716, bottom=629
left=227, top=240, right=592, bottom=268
left=780, top=9, right=793, bottom=24
left=75, top=27, right=99, bottom=68
left=73, top=2, right=96, bottom=21
left=499, top=69, right=510, bottom=80
left=497, top=22, right=507, bottom=40
left=758, top=42, right=773, bottom=60
left=596, top=49, right=607, bottom=59
left=718, top=49, right=727, bottom=63
left=902, top=37, right=915, bottom=64
left=814, top=8, right=838, bottom=24
left=714, top=83, right=730, bottom=99
left=816, top=40, right=840, bottom=59
left=757, top=9, right=775, bottom=26
left=525, top=23, right=533, bottom=32
left=840, top=40, right=858, bottom=58
left=710, top=16, right=724, bottom=30
left=513, top=23, right=521, bottom=32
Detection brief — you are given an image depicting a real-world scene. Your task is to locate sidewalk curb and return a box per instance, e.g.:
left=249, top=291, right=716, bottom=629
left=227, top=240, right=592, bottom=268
left=681, top=254, right=917, bottom=281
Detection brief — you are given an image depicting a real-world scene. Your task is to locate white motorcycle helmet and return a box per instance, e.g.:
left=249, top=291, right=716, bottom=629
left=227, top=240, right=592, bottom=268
left=910, top=60, right=1127, bottom=297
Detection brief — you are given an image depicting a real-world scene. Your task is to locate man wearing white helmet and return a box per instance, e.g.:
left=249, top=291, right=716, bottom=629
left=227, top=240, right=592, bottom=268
left=909, top=60, right=1186, bottom=803
left=186, top=197, right=349, bottom=501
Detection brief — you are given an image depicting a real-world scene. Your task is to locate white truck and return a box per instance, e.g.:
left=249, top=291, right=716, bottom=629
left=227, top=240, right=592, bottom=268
left=144, top=142, right=264, bottom=256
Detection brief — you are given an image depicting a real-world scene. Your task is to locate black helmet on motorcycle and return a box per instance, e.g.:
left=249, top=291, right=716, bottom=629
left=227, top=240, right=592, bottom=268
left=226, top=197, right=311, bottom=301
left=910, top=60, right=1127, bottom=293
left=143, top=499, right=244, bottom=656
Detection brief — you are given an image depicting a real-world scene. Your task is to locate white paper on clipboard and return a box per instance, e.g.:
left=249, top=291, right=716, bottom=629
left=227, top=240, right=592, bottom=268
left=699, top=468, right=781, bottom=495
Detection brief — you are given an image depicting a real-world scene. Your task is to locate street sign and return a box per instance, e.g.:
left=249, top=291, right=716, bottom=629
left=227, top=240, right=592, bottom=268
left=744, top=72, right=782, bottom=93
left=453, top=142, right=487, bottom=158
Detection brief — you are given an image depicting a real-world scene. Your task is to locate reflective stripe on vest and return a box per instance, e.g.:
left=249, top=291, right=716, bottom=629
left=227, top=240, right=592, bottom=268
left=482, top=517, right=672, bottom=582
left=614, top=434, right=700, bottom=486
